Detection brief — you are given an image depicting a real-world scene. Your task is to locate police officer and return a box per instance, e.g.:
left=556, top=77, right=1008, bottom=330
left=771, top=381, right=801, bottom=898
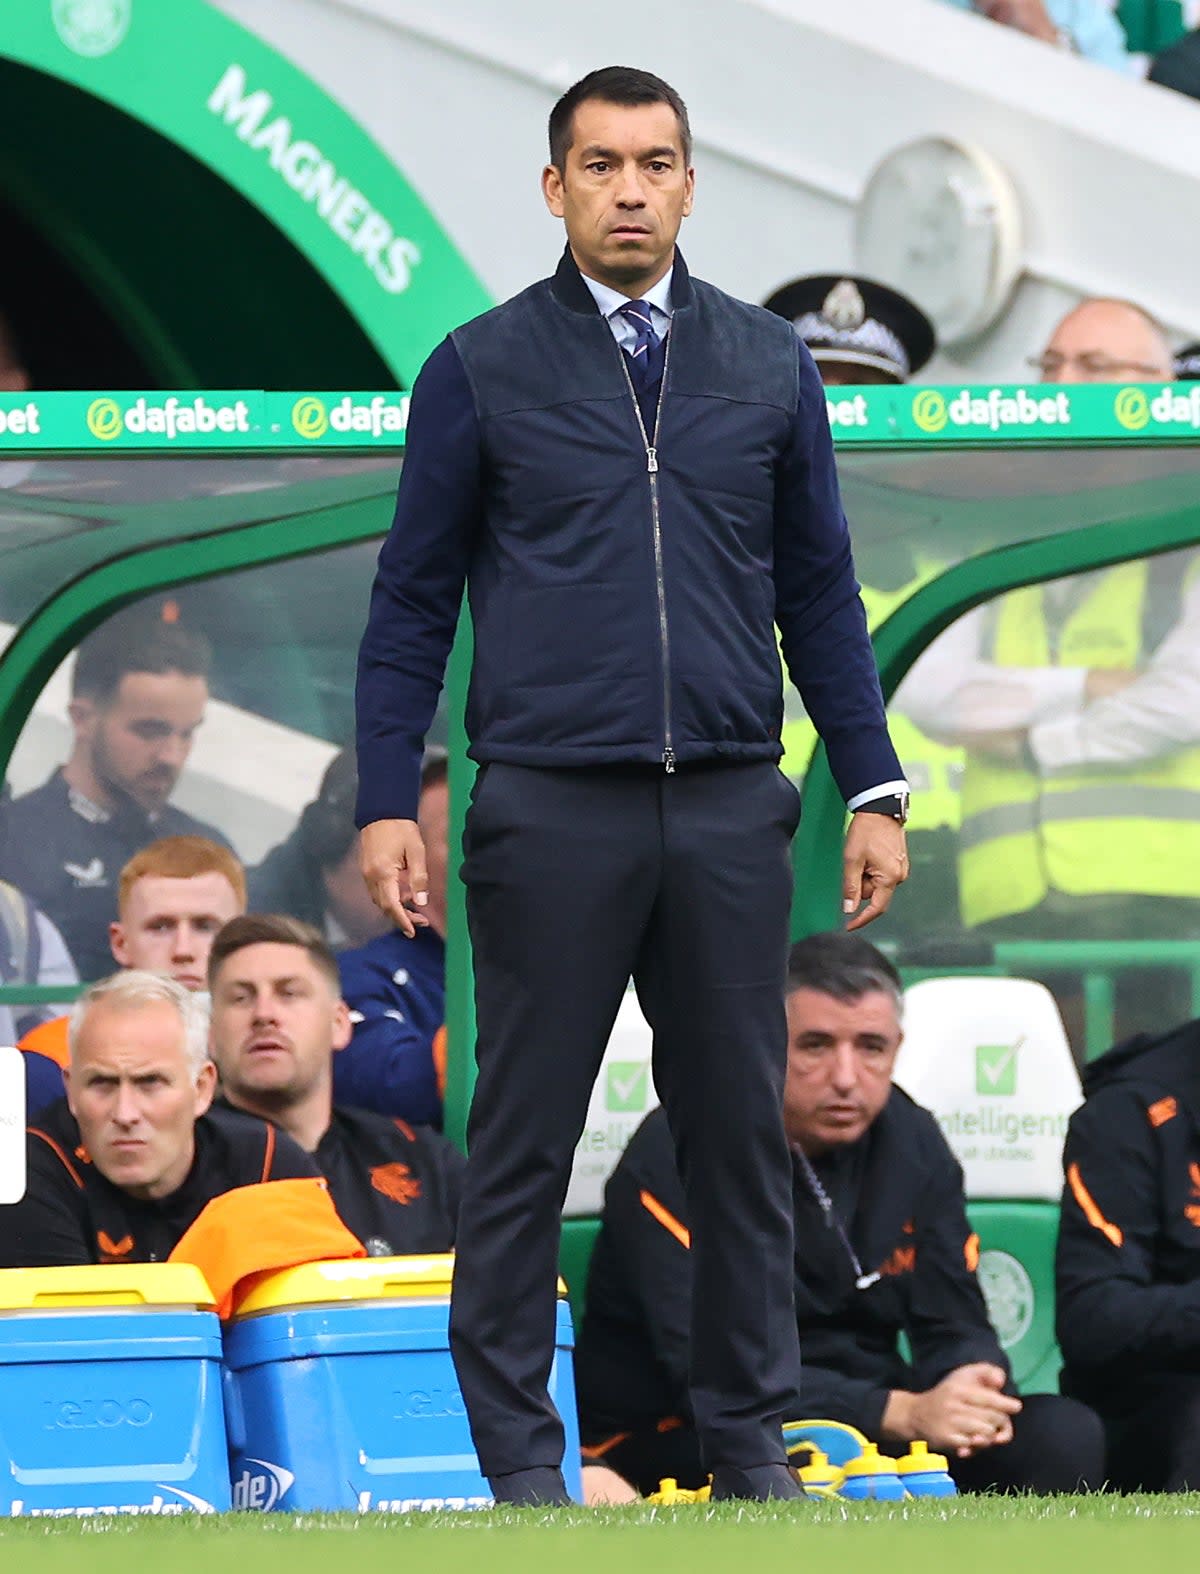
left=764, top=276, right=962, bottom=930
left=0, top=971, right=316, bottom=1268
left=762, top=274, right=935, bottom=387
left=578, top=933, right=1103, bottom=1495
left=209, top=913, right=462, bottom=1255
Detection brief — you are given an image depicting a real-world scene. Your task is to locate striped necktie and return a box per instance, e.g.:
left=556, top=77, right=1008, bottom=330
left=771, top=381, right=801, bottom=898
left=617, top=299, right=666, bottom=394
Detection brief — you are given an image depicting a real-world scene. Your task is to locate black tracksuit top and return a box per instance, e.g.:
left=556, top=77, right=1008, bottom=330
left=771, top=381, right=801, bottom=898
left=576, top=1094, right=1006, bottom=1440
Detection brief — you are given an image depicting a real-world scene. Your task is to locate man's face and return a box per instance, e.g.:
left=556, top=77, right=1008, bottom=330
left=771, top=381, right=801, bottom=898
left=209, top=942, right=351, bottom=1110
left=66, top=998, right=215, bottom=1201
left=72, top=670, right=208, bottom=813
left=816, top=361, right=899, bottom=388
left=1038, top=301, right=1175, bottom=384
left=418, top=778, right=450, bottom=939
left=542, top=98, right=694, bottom=293
left=782, top=987, right=902, bottom=1154
left=110, top=873, right=244, bottom=990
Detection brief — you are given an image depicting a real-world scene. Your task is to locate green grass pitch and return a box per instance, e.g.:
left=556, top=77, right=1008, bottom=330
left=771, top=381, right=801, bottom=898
left=2, top=1497, right=1199, bottom=1574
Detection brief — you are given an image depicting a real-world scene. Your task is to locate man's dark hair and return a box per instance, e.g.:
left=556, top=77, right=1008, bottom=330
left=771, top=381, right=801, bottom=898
left=208, top=912, right=340, bottom=993
left=786, top=932, right=902, bottom=1009
left=72, top=605, right=212, bottom=705
left=548, top=66, right=692, bottom=171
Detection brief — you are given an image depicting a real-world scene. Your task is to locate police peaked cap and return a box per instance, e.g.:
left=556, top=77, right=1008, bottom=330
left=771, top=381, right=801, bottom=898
left=762, top=274, right=936, bottom=383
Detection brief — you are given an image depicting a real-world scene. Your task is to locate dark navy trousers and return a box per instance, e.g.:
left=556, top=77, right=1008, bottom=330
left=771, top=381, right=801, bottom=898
left=448, top=760, right=804, bottom=1477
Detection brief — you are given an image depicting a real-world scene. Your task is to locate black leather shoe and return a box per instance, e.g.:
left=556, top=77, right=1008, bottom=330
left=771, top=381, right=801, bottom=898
left=710, top=1463, right=806, bottom=1502
left=487, top=1467, right=572, bottom=1506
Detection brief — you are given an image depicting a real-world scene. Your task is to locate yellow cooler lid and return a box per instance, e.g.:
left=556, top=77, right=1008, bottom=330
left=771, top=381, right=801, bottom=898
left=233, top=1255, right=571, bottom=1317
left=0, top=1263, right=215, bottom=1311
left=234, top=1253, right=456, bottom=1316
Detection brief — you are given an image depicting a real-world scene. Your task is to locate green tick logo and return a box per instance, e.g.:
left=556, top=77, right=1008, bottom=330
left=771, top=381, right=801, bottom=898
left=605, top=1062, right=649, bottom=1113
left=975, top=1039, right=1022, bottom=1097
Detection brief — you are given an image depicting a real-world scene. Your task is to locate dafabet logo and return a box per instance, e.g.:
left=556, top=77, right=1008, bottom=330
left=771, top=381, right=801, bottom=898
left=911, top=390, right=947, bottom=434
left=86, top=396, right=251, bottom=441
left=1115, top=384, right=1200, bottom=431
left=290, top=394, right=409, bottom=440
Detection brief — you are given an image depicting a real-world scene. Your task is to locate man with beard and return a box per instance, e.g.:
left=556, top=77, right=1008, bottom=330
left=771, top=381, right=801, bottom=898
left=208, top=913, right=462, bottom=1256
left=0, top=606, right=231, bottom=981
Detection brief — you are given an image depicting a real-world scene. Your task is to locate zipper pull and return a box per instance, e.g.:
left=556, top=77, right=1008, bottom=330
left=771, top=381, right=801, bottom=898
left=646, top=446, right=658, bottom=474
left=663, top=746, right=676, bottom=774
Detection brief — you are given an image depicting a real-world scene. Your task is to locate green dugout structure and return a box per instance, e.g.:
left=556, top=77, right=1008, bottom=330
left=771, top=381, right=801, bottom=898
left=2, top=380, right=1200, bottom=1394
left=0, top=3, right=490, bottom=388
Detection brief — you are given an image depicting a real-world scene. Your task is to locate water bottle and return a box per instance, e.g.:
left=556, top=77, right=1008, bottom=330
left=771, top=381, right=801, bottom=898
left=837, top=1442, right=906, bottom=1501
left=894, top=1440, right=957, bottom=1498
left=794, top=1446, right=841, bottom=1497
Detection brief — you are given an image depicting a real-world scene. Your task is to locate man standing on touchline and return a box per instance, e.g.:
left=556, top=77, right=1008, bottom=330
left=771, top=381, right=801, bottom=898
left=355, top=66, right=908, bottom=1506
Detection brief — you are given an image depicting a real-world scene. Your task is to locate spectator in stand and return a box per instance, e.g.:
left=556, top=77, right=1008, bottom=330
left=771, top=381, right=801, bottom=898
left=1149, top=25, right=1200, bottom=99
left=942, top=0, right=1133, bottom=69
left=336, top=747, right=448, bottom=1125
left=0, top=970, right=318, bottom=1269
left=248, top=748, right=390, bottom=952
left=18, top=835, right=245, bottom=1112
left=0, top=605, right=231, bottom=982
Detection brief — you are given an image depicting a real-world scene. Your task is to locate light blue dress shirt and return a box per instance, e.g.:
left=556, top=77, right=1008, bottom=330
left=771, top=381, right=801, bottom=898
left=941, top=0, right=1133, bottom=72
left=581, top=266, right=674, bottom=349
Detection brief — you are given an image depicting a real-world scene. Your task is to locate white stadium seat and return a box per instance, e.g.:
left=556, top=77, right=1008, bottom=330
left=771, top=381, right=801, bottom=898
left=895, top=975, right=1081, bottom=1202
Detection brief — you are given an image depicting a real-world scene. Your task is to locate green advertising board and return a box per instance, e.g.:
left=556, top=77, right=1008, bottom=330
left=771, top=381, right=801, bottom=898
left=826, top=380, right=1200, bottom=443
left=0, top=1, right=491, bottom=385
left=5, top=383, right=1200, bottom=451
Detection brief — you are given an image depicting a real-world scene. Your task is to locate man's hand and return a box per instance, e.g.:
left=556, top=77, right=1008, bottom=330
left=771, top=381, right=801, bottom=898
left=359, top=818, right=431, bottom=938
left=1085, top=667, right=1138, bottom=701
left=975, top=0, right=1058, bottom=42
left=964, top=727, right=1027, bottom=763
left=843, top=813, right=908, bottom=931
left=882, top=1363, right=1022, bottom=1458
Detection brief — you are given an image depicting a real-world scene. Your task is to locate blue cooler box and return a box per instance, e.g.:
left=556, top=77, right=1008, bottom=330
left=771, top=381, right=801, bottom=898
left=0, top=1264, right=229, bottom=1518
left=223, top=1255, right=582, bottom=1512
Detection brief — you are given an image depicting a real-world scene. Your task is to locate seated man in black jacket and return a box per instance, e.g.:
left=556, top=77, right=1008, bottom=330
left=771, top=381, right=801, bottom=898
left=576, top=932, right=1103, bottom=1495
left=208, top=913, right=462, bottom=1255
left=1057, top=1017, right=1200, bottom=1489
left=0, top=970, right=317, bottom=1267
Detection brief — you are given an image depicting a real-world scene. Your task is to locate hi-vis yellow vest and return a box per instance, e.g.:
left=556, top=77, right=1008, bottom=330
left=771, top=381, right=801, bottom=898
left=959, top=560, right=1200, bottom=927
left=780, top=577, right=964, bottom=833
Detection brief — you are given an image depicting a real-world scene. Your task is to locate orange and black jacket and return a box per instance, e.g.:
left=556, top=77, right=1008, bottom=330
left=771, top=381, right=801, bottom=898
left=1057, top=1020, right=1200, bottom=1413
left=223, top=1101, right=464, bottom=1256
left=0, top=1099, right=319, bottom=1268
left=575, top=1097, right=1005, bottom=1443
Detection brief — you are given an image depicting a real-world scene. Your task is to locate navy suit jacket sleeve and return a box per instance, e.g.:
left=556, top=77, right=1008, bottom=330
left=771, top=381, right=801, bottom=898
left=355, top=338, right=482, bottom=826
left=773, top=342, right=902, bottom=803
